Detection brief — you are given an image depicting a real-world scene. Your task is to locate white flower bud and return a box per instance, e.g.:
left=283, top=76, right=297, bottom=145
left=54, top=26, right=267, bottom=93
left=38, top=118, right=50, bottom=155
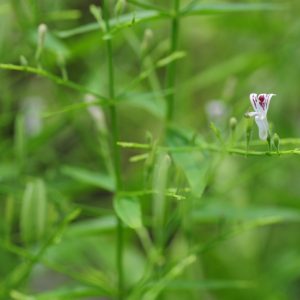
left=141, top=29, right=154, bottom=53
left=38, top=23, right=47, bottom=48
left=84, top=94, right=107, bottom=133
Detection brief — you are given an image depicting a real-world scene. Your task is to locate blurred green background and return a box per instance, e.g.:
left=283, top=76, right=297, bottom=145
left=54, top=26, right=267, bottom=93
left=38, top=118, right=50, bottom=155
left=1, top=0, right=300, bottom=299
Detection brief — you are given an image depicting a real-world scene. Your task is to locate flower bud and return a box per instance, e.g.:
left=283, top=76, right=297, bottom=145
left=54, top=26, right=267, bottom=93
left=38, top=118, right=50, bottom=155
left=38, top=23, right=47, bottom=49
left=35, top=23, right=48, bottom=64
left=229, top=117, right=237, bottom=132
left=84, top=94, right=107, bottom=133
left=20, top=55, right=28, bottom=66
left=90, top=5, right=105, bottom=32
left=141, top=28, right=154, bottom=54
left=273, top=133, right=280, bottom=153
left=115, top=0, right=126, bottom=17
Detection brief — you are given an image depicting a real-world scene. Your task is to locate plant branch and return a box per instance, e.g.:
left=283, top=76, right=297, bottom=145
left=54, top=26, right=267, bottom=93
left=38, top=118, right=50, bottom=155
left=117, top=141, right=300, bottom=156
left=102, top=2, right=124, bottom=299
left=0, top=64, right=108, bottom=102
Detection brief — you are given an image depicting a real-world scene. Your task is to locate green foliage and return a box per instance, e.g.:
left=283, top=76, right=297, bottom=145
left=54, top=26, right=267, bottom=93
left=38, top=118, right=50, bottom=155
left=0, top=0, right=300, bottom=300
left=114, top=196, right=143, bottom=229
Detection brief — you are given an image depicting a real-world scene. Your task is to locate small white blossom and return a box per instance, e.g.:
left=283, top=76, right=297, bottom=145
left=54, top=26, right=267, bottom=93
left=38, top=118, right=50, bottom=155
left=245, top=93, right=276, bottom=140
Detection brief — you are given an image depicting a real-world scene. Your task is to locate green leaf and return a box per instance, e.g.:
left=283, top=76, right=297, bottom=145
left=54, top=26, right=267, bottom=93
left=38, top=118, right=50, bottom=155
left=192, top=202, right=300, bottom=223
left=156, top=51, right=186, bottom=68
left=114, top=196, right=143, bottom=229
left=139, top=255, right=197, bottom=300
left=56, top=10, right=165, bottom=39
left=35, top=285, right=105, bottom=300
left=165, top=279, right=254, bottom=290
left=65, top=215, right=117, bottom=238
left=61, top=165, right=115, bottom=192
left=166, top=127, right=210, bottom=198
left=10, top=285, right=106, bottom=300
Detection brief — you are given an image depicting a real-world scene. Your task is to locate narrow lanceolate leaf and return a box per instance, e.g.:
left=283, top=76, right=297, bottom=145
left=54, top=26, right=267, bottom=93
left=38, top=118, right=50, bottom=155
left=156, top=51, right=186, bottom=68
left=33, top=285, right=107, bottom=300
left=20, top=179, right=47, bottom=244
left=10, top=286, right=103, bottom=300
left=140, top=255, right=197, bottom=300
left=192, top=202, right=300, bottom=223
left=114, top=196, right=142, bottom=229
left=56, top=10, right=165, bottom=38
left=61, top=165, right=115, bottom=192
left=181, top=3, right=285, bottom=16
left=65, top=215, right=117, bottom=238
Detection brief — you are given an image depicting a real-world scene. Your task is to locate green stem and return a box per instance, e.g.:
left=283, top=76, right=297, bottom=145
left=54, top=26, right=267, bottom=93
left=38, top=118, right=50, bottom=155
left=0, top=64, right=108, bottom=102
left=103, top=2, right=124, bottom=299
left=165, top=0, right=180, bottom=122
left=117, top=141, right=300, bottom=156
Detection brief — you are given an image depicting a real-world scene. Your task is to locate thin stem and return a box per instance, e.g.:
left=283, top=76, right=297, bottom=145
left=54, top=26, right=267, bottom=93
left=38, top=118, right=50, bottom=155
left=103, top=2, right=124, bottom=299
left=165, top=0, right=180, bottom=122
left=117, top=141, right=300, bottom=156
left=0, top=64, right=108, bottom=102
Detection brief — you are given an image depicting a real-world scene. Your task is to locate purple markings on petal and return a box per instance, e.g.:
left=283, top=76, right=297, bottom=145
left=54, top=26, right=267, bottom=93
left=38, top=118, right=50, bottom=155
left=258, top=94, right=265, bottom=109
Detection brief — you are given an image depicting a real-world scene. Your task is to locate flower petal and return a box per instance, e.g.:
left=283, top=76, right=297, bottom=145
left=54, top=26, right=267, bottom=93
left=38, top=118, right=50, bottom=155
left=255, top=116, right=269, bottom=140
left=245, top=111, right=259, bottom=118
left=257, top=93, right=276, bottom=117
left=264, top=93, right=276, bottom=114
left=249, top=93, right=258, bottom=112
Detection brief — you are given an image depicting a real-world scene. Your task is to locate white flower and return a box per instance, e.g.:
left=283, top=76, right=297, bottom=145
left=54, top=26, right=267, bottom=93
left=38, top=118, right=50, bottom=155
left=246, top=93, right=276, bottom=140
